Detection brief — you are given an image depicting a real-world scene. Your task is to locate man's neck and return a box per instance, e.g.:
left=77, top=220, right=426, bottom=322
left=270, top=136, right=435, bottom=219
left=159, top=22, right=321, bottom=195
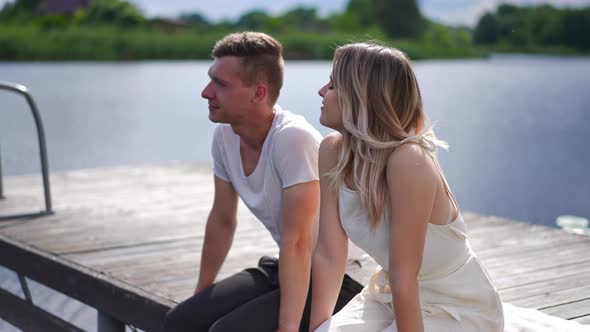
left=231, top=106, right=276, bottom=150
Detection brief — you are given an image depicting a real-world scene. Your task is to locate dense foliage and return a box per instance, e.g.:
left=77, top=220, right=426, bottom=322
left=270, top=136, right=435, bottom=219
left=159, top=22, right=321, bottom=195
left=0, top=0, right=143, bottom=27
left=473, top=4, right=590, bottom=50
left=0, top=0, right=587, bottom=60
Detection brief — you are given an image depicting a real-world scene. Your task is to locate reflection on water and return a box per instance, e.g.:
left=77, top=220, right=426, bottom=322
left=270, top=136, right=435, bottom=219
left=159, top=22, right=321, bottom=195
left=0, top=57, right=589, bottom=227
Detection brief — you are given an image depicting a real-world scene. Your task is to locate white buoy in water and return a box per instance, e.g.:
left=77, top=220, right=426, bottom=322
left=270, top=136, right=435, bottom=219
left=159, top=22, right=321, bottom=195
left=556, top=215, right=590, bottom=236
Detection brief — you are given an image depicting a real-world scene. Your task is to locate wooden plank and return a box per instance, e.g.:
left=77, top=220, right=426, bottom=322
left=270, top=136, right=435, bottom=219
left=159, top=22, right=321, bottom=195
left=493, top=260, right=590, bottom=291
left=501, top=272, right=590, bottom=304
left=574, top=315, right=590, bottom=324
left=0, top=203, right=259, bottom=255
left=473, top=229, right=587, bottom=258
left=481, top=243, right=590, bottom=283
left=0, top=235, right=173, bottom=332
left=0, top=287, right=84, bottom=332
left=513, top=285, right=590, bottom=310
left=541, top=298, right=590, bottom=320
left=512, top=284, right=590, bottom=310
left=1, top=161, right=590, bottom=328
left=481, top=238, right=589, bottom=266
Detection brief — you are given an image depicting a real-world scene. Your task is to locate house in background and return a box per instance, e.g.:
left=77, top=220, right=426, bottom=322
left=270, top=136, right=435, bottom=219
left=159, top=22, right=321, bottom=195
left=41, top=0, right=92, bottom=15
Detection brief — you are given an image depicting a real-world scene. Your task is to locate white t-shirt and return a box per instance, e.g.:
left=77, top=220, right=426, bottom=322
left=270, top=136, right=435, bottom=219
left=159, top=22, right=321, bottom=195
left=211, top=105, right=378, bottom=285
left=212, top=105, right=322, bottom=245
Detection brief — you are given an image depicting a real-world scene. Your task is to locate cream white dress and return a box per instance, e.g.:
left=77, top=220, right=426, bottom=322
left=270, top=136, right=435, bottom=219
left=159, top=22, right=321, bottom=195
left=326, top=188, right=504, bottom=331
left=315, top=135, right=589, bottom=332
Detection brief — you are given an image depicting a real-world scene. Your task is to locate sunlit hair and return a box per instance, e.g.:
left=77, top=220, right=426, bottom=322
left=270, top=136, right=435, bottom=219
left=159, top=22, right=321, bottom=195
left=328, top=42, right=448, bottom=227
left=212, top=32, right=284, bottom=105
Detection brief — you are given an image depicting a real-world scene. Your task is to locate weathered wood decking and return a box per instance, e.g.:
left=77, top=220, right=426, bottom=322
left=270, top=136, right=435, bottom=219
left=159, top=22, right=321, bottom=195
left=1, top=161, right=589, bottom=331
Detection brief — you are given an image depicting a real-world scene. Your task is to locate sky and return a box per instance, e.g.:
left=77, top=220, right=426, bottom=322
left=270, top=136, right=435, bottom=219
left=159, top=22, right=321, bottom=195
left=128, top=0, right=590, bottom=26
left=1, top=0, right=589, bottom=26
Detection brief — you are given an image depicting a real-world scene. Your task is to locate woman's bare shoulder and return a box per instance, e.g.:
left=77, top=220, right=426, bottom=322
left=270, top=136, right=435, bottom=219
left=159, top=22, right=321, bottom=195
left=319, top=132, right=342, bottom=173
left=387, top=142, right=437, bottom=181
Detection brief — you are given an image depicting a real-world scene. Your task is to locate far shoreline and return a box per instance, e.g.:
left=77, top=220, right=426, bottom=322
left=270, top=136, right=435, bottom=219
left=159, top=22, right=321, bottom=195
left=2, top=52, right=590, bottom=64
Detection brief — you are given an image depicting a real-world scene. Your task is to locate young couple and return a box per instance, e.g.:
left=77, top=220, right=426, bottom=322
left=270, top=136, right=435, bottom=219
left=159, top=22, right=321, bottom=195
left=164, top=32, right=504, bottom=332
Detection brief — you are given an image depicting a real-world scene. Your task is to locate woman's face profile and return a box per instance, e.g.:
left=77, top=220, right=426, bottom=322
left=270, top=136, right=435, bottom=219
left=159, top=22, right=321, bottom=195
left=318, top=73, right=343, bottom=130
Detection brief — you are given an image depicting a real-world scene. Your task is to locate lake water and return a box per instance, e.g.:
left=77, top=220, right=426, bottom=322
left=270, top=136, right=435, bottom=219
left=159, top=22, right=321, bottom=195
left=0, top=56, right=589, bottom=330
left=1, top=56, right=589, bottom=226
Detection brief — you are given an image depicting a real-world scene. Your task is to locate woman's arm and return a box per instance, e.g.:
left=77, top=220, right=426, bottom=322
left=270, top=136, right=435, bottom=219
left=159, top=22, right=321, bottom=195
left=309, top=133, right=349, bottom=331
left=386, top=143, right=438, bottom=332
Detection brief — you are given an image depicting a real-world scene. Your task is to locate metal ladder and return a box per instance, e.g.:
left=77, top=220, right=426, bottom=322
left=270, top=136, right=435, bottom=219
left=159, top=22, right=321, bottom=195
left=1, top=82, right=129, bottom=332
left=0, top=81, right=53, bottom=220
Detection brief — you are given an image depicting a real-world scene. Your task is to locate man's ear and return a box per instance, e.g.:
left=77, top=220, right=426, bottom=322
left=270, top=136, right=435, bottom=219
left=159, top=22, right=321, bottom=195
left=252, top=84, right=268, bottom=104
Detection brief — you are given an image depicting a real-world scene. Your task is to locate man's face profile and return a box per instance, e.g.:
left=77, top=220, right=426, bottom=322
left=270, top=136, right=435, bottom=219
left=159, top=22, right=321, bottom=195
left=202, top=56, right=253, bottom=124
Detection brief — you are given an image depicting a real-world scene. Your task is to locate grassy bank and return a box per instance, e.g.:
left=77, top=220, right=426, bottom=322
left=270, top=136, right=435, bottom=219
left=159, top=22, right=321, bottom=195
left=0, top=25, right=487, bottom=61
left=484, top=43, right=590, bottom=57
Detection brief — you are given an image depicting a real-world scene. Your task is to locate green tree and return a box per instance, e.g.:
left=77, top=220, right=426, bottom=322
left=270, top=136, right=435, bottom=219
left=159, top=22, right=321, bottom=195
left=330, top=12, right=363, bottom=32
left=179, top=12, right=210, bottom=28
left=473, top=12, right=498, bottom=44
left=346, top=0, right=375, bottom=27
left=280, top=6, right=322, bottom=30
left=485, top=3, right=529, bottom=47
left=471, top=3, right=590, bottom=51
left=561, top=8, right=590, bottom=50
left=84, top=0, right=144, bottom=27
left=0, top=0, right=41, bottom=21
left=34, top=13, right=70, bottom=29
left=372, top=0, right=425, bottom=39
left=12, top=0, right=41, bottom=11
left=235, top=10, right=273, bottom=30
left=72, top=8, right=88, bottom=26
left=526, top=5, right=562, bottom=45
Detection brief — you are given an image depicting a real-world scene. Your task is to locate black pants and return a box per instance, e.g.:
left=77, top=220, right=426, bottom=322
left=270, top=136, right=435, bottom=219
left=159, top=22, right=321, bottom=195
left=164, top=256, right=363, bottom=332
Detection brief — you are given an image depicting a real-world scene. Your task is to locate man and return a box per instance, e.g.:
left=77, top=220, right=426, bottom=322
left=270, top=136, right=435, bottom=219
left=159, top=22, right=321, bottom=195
left=164, top=32, right=363, bottom=332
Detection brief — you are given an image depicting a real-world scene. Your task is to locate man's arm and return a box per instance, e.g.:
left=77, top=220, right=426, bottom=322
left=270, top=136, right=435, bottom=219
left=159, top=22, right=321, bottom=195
left=195, top=175, right=239, bottom=293
left=277, top=180, right=320, bottom=332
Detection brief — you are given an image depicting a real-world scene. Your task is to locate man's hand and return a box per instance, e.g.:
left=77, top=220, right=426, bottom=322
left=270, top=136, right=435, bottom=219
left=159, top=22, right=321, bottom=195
left=276, top=320, right=300, bottom=332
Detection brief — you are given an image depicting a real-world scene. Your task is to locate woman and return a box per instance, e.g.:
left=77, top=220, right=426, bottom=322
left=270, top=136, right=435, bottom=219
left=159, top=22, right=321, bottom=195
left=309, top=42, right=504, bottom=332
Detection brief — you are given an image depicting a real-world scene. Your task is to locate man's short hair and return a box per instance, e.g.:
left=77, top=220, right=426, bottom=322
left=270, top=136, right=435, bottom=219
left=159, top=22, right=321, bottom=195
left=212, top=32, right=284, bottom=105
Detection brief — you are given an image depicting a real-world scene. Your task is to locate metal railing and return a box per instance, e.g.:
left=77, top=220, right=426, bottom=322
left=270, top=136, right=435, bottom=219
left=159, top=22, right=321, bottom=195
left=0, top=82, right=133, bottom=332
left=0, top=81, right=53, bottom=220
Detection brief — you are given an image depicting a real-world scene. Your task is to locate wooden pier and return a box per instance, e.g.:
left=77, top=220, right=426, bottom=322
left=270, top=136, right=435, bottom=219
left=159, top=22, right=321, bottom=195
left=1, top=161, right=589, bottom=331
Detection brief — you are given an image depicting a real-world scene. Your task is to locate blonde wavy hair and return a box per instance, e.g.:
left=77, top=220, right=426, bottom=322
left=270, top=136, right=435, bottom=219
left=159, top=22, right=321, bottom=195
left=328, top=42, right=448, bottom=227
